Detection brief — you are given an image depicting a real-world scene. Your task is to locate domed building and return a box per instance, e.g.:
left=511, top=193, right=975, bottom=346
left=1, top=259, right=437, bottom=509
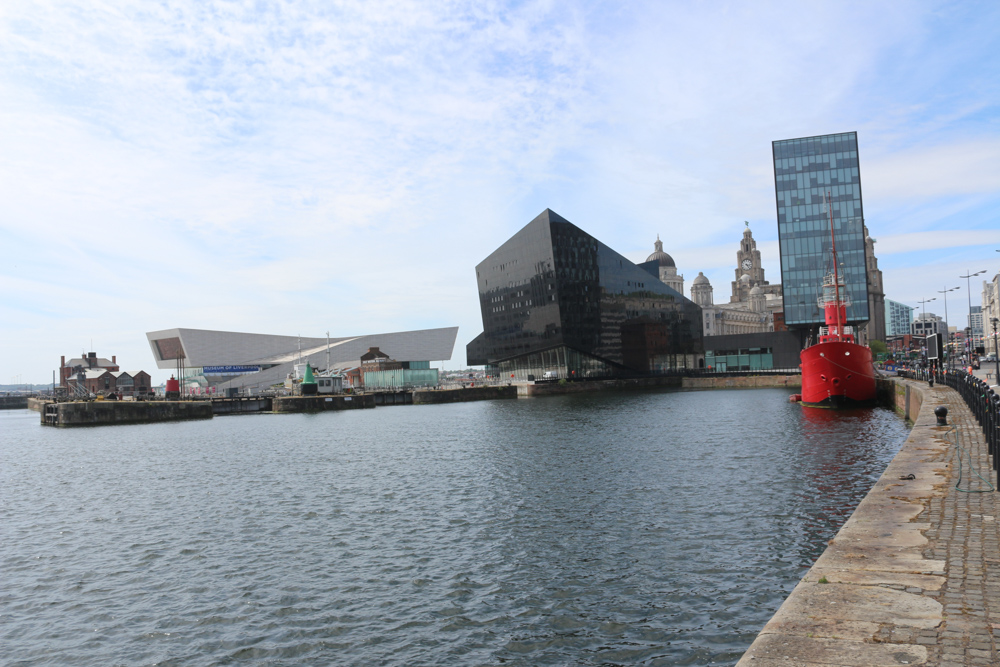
left=690, top=223, right=785, bottom=337
left=646, top=236, right=684, bottom=294
left=690, top=272, right=713, bottom=307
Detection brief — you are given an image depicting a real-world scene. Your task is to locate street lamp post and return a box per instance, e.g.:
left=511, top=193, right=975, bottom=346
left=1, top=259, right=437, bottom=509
left=917, top=298, right=936, bottom=369
left=937, top=287, right=959, bottom=369
left=960, top=269, right=986, bottom=365
left=993, top=318, right=1000, bottom=383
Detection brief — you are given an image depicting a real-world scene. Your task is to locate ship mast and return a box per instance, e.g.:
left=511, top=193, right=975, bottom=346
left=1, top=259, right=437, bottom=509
left=826, top=190, right=843, bottom=343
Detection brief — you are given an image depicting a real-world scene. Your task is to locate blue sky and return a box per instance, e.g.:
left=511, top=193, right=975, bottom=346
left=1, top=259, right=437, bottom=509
left=2, top=0, right=1000, bottom=384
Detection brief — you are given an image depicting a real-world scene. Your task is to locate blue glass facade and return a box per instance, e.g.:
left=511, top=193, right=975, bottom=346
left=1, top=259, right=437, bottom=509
left=773, top=132, right=870, bottom=327
left=468, top=209, right=703, bottom=378
left=885, top=299, right=914, bottom=337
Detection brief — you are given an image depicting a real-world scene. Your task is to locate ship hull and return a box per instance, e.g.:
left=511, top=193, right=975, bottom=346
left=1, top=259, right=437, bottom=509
left=799, top=341, right=876, bottom=408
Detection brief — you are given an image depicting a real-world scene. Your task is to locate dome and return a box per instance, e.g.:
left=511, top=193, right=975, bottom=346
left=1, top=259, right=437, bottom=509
left=646, top=236, right=676, bottom=268
left=749, top=285, right=763, bottom=295
left=692, top=272, right=710, bottom=286
left=739, top=273, right=751, bottom=284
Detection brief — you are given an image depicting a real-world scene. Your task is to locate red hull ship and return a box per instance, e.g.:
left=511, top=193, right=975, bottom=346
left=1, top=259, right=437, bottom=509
left=798, top=195, right=877, bottom=408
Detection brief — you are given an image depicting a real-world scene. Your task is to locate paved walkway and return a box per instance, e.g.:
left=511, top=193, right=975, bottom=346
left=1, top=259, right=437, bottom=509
left=737, top=379, right=999, bottom=666
left=971, top=366, right=1000, bottom=387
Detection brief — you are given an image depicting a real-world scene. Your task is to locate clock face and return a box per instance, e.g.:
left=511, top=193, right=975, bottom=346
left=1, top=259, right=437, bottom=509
left=741, top=259, right=753, bottom=271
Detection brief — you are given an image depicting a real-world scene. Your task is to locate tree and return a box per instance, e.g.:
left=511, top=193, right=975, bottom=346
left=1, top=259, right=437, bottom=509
left=869, top=340, right=887, bottom=356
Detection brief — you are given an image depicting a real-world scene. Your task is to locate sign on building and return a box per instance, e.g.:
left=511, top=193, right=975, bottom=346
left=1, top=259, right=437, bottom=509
left=202, top=365, right=262, bottom=375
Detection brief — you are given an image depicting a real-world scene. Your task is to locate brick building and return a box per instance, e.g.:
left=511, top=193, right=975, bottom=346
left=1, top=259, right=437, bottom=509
left=60, top=352, right=119, bottom=387
left=61, top=351, right=151, bottom=397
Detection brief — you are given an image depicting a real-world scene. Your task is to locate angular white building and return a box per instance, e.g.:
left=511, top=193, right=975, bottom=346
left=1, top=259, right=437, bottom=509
left=146, top=326, right=459, bottom=391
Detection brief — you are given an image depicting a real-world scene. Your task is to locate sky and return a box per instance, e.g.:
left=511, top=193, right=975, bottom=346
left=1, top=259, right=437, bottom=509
left=2, top=0, right=1000, bottom=385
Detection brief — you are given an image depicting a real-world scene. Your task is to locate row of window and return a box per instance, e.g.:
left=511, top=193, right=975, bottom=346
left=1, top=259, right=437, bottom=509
left=774, top=155, right=859, bottom=175
left=776, top=181, right=859, bottom=203
left=776, top=174, right=861, bottom=193
left=773, top=134, right=858, bottom=159
left=779, top=234, right=864, bottom=257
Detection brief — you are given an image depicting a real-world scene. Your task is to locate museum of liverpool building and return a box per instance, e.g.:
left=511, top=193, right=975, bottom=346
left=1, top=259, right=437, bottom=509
left=146, top=326, right=458, bottom=392
left=466, top=209, right=704, bottom=380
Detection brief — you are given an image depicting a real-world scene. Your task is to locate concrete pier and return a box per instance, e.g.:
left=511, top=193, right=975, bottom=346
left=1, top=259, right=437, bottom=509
left=271, top=394, right=375, bottom=412
left=0, top=395, right=29, bottom=409
left=41, top=400, right=213, bottom=426
left=413, top=386, right=517, bottom=403
left=682, top=374, right=801, bottom=390
left=736, top=378, right=998, bottom=666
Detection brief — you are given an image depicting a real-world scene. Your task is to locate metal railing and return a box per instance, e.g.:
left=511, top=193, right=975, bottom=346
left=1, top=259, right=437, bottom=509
left=900, top=369, right=999, bottom=488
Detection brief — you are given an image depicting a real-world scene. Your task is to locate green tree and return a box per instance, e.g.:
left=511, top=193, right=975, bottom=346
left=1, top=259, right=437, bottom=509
left=869, top=340, right=887, bottom=356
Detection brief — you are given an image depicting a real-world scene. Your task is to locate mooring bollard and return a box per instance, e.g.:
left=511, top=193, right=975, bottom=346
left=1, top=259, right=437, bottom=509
left=934, top=406, right=948, bottom=426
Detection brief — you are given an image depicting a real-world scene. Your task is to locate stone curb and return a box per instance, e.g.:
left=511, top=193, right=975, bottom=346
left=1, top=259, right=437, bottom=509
left=737, top=379, right=997, bottom=666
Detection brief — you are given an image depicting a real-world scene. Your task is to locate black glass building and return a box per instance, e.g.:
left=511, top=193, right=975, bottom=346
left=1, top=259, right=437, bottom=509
left=773, top=132, right=869, bottom=328
left=467, top=209, right=704, bottom=379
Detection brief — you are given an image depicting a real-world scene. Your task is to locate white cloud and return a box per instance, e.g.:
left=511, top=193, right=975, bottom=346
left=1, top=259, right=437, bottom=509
left=865, top=140, right=1000, bottom=202
left=876, top=230, right=1000, bottom=256
left=1, top=0, right=1000, bottom=381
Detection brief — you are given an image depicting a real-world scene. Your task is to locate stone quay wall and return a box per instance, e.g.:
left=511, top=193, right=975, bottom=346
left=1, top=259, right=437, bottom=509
left=888, top=377, right=924, bottom=422
left=42, top=400, right=213, bottom=427
left=413, top=386, right=517, bottom=404
left=518, top=376, right=683, bottom=397
left=1, top=395, right=30, bottom=409
left=736, top=377, right=965, bottom=666
left=681, top=375, right=801, bottom=390
left=271, top=394, right=375, bottom=412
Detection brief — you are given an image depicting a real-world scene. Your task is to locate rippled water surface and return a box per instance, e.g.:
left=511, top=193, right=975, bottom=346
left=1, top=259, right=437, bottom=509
left=1, top=389, right=909, bottom=666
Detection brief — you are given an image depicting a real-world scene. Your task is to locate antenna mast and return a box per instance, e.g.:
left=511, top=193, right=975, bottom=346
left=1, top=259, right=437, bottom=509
left=826, top=191, right=843, bottom=342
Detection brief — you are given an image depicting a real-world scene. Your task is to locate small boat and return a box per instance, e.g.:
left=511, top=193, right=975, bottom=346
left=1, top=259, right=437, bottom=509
left=798, top=194, right=877, bottom=408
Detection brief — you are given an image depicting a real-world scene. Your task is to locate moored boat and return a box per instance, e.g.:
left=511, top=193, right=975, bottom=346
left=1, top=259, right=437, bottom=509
left=798, top=195, right=877, bottom=408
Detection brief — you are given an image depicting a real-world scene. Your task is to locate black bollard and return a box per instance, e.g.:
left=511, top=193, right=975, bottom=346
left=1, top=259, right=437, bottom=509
left=934, top=406, right=948, bottom=426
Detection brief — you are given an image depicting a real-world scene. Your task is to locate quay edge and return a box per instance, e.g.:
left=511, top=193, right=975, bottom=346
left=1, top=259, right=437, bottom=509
left=735, top=377, right=953, bottom=666
left=41, top=400, right=213, bottom=426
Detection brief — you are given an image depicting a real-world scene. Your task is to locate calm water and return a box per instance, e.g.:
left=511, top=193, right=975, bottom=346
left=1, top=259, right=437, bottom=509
left=1, top=389, right=909, bottom=666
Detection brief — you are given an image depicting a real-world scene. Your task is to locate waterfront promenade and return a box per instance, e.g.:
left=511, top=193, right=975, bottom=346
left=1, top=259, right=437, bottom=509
left=738, top=378, right=999, bottom=666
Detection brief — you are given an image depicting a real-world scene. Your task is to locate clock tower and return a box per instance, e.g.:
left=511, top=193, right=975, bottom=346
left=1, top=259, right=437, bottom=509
left=731, top=222, right=776, bottom=303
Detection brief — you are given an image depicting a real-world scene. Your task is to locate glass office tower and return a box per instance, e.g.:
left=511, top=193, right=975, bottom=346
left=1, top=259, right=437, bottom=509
left=467, top=209, right=704, bottom=378
left=773, top=132, right=870, bottom=328
left=885, top=299, right=914, bottom=337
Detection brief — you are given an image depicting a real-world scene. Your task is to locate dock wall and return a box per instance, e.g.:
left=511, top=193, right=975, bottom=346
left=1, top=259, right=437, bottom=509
left=681, top=375, right=801, bottom=390
left=211, top=397, right=273, bottom=414
left=888, top=378, right=924, bottom=422
left=736, top=377, right=946, bottom=665
left=518, top=376, right=683, bottom=397
left=1, top=396, right=30, bottom=410
left=413, top=386, right=517, bottom=404
left=271, top=394, right=375, bottom=412
left=42, top=400, right=214, bottom=426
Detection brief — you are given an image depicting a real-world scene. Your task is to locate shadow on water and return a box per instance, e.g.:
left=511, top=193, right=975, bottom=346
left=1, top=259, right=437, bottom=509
left=0, top=392, right=909, bottom=666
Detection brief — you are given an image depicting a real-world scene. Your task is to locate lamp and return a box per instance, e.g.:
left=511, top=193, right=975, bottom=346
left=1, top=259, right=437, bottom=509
left=916, top=298, right=935, bottom=368
left=993, top=317, right=1000, bottom=383
left=937, top=287, right=959, bottom=369
left=960, top=270, right=986, bottom=365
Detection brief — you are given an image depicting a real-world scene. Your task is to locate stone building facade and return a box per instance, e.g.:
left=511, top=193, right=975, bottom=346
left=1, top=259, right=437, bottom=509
left=687, top=224, right=784, bottom=337
left=645, top=236, right=684, bottom=295
left=983, top=274, right=1000, bottom=357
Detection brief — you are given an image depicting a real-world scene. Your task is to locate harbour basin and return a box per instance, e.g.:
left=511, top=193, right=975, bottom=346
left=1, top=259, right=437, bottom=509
left=0, top=388, right=909, bottom=666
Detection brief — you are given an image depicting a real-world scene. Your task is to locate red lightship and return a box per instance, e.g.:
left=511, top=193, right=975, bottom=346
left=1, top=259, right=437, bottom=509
left=797, top=195, right=877, bottom=408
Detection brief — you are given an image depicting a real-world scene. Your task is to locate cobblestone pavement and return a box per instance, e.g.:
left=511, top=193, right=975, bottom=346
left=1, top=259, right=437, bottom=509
left=912, top=383, right=999, bottom=666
